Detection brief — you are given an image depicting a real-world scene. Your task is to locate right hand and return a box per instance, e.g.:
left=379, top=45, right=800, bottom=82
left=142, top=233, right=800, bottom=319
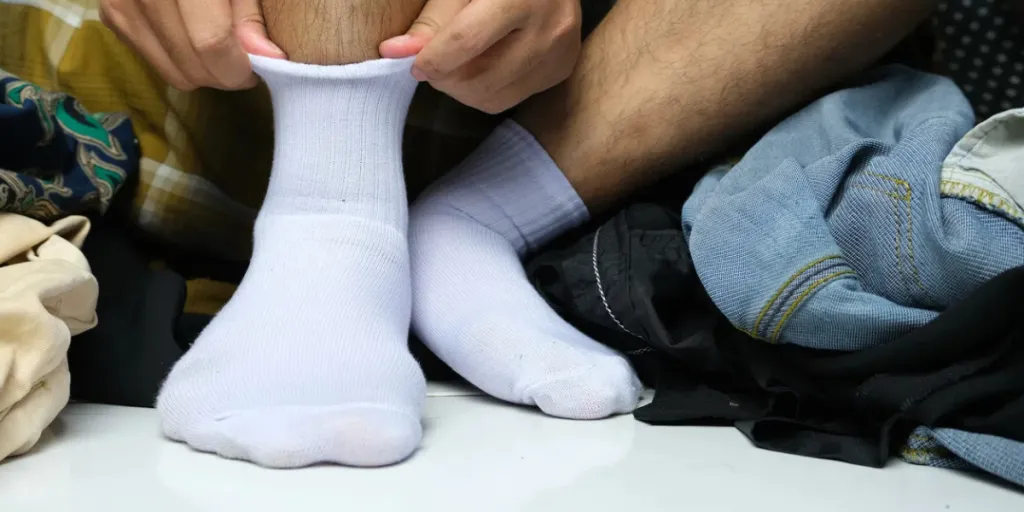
left=100, top=0, right=288, bottom=91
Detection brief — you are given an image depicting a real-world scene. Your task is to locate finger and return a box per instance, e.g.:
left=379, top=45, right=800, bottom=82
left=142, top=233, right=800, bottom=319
left=380, top=0, right=469, bottom=60
left=233, top=0, right=287, bottom=59
left=458, top=32, right=536, bottom=101
left=434, top=38, right=569, bottom=114
left=414, top=0, right=527, bottom=80
left=138, top=0, right=217, bottom=87
left=178, top=0, right=254, bottom=89
left=100, top=1, right=195, bottom=90
left=486, top=53, right=570, bottom=113
left=484, top=31, right=579, bottom=104
left=379, top=34, right=428, bottom=60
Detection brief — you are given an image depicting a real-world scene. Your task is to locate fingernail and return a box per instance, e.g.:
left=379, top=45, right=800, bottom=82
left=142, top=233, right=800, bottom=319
left=388, top=34, right=413, bottom=45
left=265, top=41, right=287, bottom=58
left=411, top=67, right=428, bottom=82
left=251, top=38, right=286, bottom=58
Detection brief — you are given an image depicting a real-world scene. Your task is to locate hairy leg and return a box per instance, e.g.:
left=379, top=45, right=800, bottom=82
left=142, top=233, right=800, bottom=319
left=406, top=0, right=934, bottom=419
left=517, top=0, right=936, bottom=211
left=156, top=0, right=432, bottom=468
left=262, top=0, right=424, bottom=65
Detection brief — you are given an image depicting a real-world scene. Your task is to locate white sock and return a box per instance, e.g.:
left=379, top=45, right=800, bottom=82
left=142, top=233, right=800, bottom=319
left=156, top=55, right=426, bottom=468
left=410, top=120, right=642, bottom=419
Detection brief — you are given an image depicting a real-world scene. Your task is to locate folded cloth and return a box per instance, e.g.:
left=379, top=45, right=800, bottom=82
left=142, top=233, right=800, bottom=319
left=0, top=69, right=139, bottom=221
left=0, top=213, right=97, bottom=462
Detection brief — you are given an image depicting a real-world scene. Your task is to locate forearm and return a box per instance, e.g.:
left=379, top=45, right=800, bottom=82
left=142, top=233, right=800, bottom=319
left=516, top=0, right=937, bottom=211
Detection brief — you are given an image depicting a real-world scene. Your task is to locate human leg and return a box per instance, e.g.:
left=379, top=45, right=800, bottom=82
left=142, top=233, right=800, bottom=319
left=408, top=0, right=934, bottom=418
left=156, top=0, right=429, bottom=468
left=517, top=0, right=936, bottom=211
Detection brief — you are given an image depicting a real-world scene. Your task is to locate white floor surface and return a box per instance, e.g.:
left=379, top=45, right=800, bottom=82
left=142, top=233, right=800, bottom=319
left=0, top=384, right=1021, bottom=512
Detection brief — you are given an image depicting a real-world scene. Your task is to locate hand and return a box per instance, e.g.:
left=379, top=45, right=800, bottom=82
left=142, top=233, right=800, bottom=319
left=100, top=0, right=288, bottom=91
left=380, top=0, right=582, bottom=114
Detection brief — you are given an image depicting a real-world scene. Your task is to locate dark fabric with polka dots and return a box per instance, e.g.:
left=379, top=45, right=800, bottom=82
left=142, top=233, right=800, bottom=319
left=932, top=0, right=1024, bottom=120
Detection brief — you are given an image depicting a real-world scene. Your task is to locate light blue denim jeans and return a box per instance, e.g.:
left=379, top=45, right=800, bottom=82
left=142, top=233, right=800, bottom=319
left=682, top=65, right=1024, bottom=351
left=681, top=65, right=1024, bottom=486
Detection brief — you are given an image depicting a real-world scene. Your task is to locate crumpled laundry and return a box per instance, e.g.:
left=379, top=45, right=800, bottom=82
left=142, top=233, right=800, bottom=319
left=679, top=64, right=1024, bottom=483
left=526, top=65, right=1024, bottom=488
left=527, top=202, right=1024, bottom=487
left=682, top=65, right=1024, bottom=351
left=0, top=213, right=97, bottom=462
left=0, top=69, right=138, bottom=221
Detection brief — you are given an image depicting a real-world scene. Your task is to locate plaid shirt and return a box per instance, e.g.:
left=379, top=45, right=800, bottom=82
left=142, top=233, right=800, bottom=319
left=0, top=0, right=500, bottom=262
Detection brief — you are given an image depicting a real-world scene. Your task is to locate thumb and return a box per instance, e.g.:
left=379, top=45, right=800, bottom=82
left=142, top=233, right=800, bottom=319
left=379, top=0, right=469, bottom=59
left=233, top=0, right=286, bottom=59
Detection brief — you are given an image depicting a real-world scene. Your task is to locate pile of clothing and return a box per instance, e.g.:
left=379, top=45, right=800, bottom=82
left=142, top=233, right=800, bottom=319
left=527, top=65, right=1024, bottom=486
left=0, top=70, right=138, bottom=462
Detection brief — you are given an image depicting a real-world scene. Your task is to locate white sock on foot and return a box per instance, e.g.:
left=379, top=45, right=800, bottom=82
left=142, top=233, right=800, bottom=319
left=156, top=55, right=426, bottom=468
left=410, top=120, right=642, bottom=420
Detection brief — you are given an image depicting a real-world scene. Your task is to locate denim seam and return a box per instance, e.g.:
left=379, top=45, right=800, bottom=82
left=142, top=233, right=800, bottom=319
left=769, top=269, right=856, bottom=343
left=940, top=177, right=1024, bottom=225
left=853, top=182, right=910, bottom=295
left=761, top=258, right=849, bottom=341
left=901, top=446, right=958, bottom=464
left=856, top=172, right=934, bottom=304
left=769, top=259, right=850, bottom=339
left=752, top=255, right=843, bottom=341
left=873, top=173, right=929, bottom=298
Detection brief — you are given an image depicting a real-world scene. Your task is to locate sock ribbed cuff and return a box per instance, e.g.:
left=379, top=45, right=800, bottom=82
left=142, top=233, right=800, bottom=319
left=441, top=120, right=590, bottom=254
left=250, top=55, right=417, bottom=224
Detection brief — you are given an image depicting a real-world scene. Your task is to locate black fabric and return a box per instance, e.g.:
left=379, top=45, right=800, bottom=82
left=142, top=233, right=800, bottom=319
left=932, top=0, right=1024, bottom=119
left=174, top=314, right=212, bottom=352
left=581, top=0, right=616, bottom=37
left=527, top=202, right=708, bottom=385
left=68, top=218, right=186, bottom=407
left=411, top=335, right=460, bottom=382
left=526, top=202, right=1024, bottom=469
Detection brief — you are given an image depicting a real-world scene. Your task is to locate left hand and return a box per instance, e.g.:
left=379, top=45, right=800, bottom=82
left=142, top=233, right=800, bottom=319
left=380, top=0, right=582, bottom=114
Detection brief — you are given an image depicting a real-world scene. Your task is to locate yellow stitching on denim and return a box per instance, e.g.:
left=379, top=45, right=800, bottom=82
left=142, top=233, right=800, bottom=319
left=867, top=173, right=911, bottom=201
left=853, top=182, right=905, bottom=291
left=901, top=447, right=928, bottom=461
left=941, top=179, right=1024, bottom=221
left=752, top=254, right=843, bottom=338
left=864, top=175, right=909, bottom=294
left=886, top=176, right=929, bottom=297
left=903, top=445, right=954, bottom=457
left=864, top=173, right=930, bottom=298
left=851, top=185, right=903, bottom=201
left=900, top=447, right=951, bottom=463
left=902, top=181, right=928, bottom=297
left=769, top=269, right=856, bottom=343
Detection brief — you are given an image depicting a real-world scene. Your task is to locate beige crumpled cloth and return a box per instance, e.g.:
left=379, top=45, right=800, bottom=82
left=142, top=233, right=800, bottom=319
left=0, top=213, right=97, bottom=462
